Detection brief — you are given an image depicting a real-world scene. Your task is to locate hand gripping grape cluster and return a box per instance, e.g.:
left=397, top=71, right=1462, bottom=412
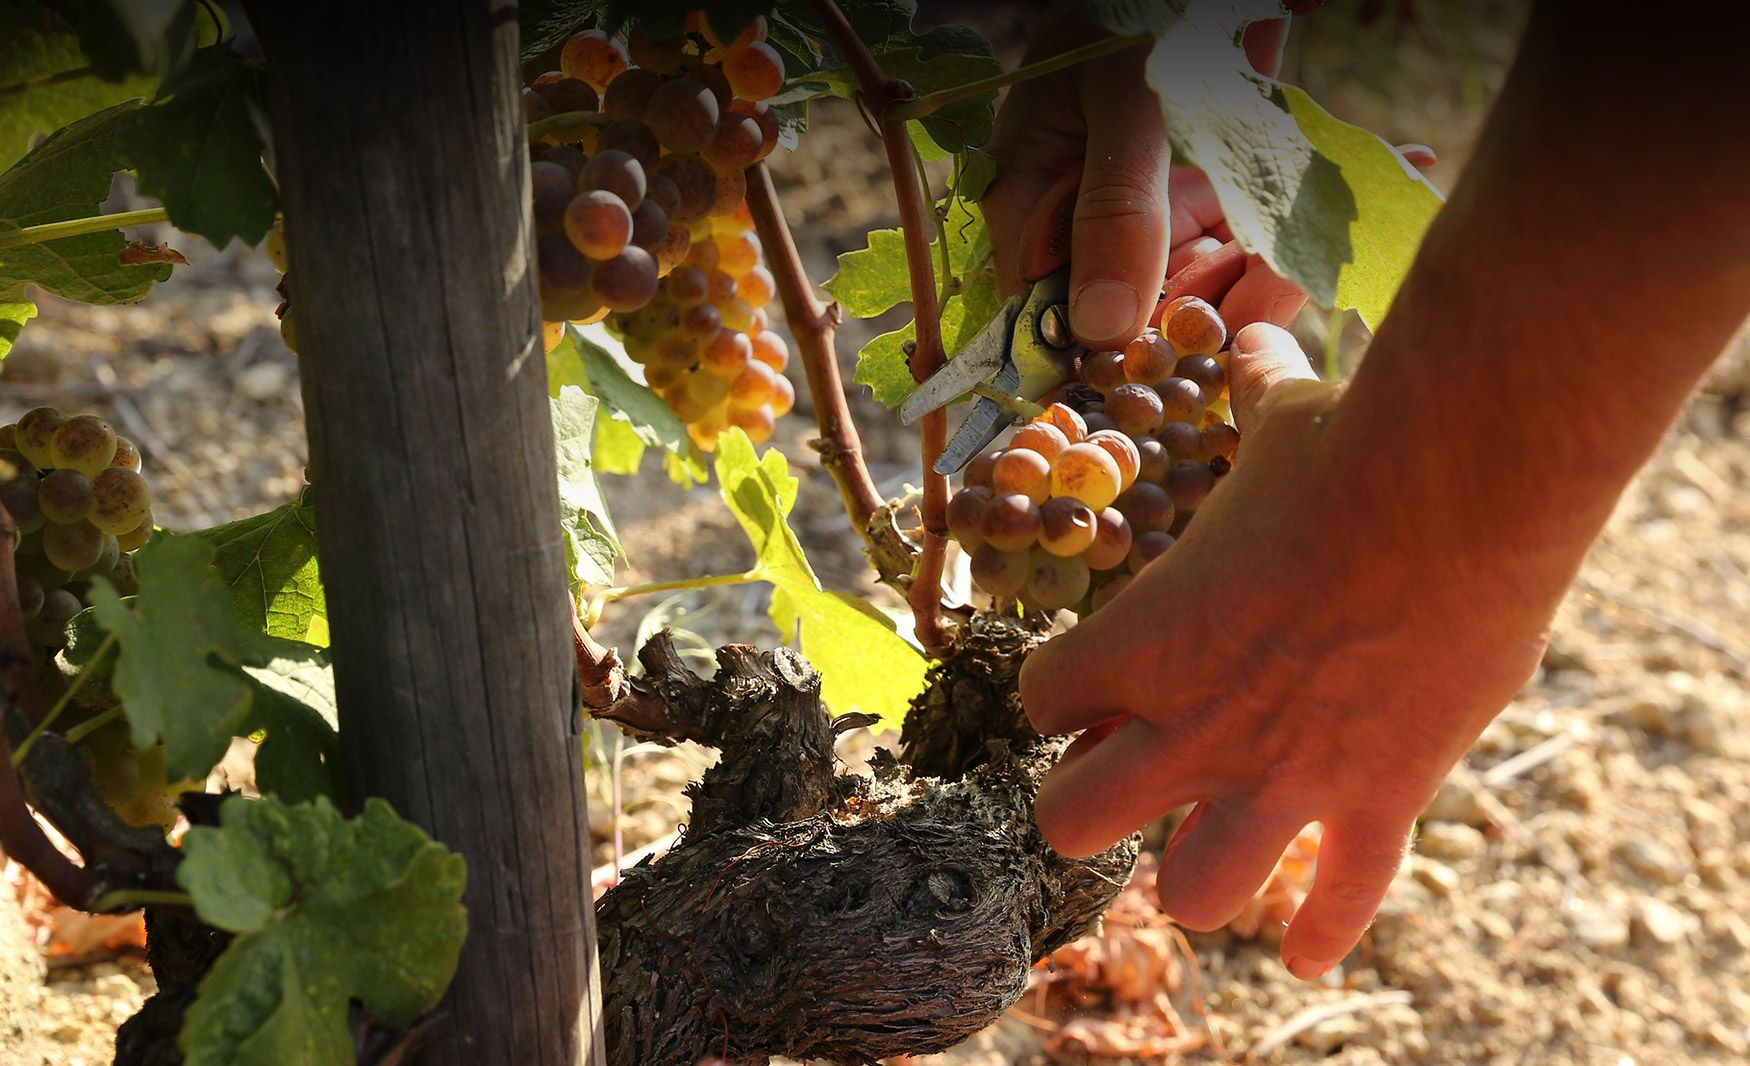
left=528, top=17, right=794, bottom=450
left=946, top=296, right=1239, bottom=615
left=1, top=408, right=155, bottom=649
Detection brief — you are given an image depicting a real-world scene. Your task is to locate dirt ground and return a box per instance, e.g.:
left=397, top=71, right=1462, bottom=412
left=3, top=6, right=1748, bottom=1064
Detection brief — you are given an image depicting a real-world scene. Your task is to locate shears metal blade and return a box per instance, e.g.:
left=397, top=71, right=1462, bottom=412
left=898, top=262, right=1084, bottom=475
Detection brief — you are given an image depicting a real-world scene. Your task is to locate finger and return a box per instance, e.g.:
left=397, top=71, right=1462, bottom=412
left=1166, top=165, right=1224, bottom=246
left=1161, top=240, right=1247, bottom=306
left=1217, top=255, right=1308, bottom=330
left=1020, top=613, right=1138, bottom=736
left=1017, top=171, right=1083, bottom=283
left=1156, top=801, right=1308, bottom=930
left=1242, top=17, right=1291, bottom=77
left=1396, top=142, right=1437, bottom=171
left=986, top=169, right=1071, bottom=297
left=1067, top=61, right=1173, bottom=349
left=1166, top=236, right=1225, bottom=277
left=1226, top=322, right=1318, bottom=435
left=1280, top=818, right=1413, bottom=979
left=1034, top=718, right=1214, bottom=858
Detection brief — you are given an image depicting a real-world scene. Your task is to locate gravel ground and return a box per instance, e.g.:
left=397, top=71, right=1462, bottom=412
left=4, top=7, right=1747, bottom=1063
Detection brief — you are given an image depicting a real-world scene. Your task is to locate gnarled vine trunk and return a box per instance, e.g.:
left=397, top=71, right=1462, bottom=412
left=593, top=615, right=1139, bottom=1065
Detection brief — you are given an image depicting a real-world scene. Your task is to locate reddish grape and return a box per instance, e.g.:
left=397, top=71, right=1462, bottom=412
left=709, top=164, right=747, bottom=216
left=543, top=143, right=588, bottom=181
left=1051, top=443, right=1123, bottom=509
left=1080, top=350, right=1126, bottom=396
left=1084, top=429, right=1139, bottom=489
left=1084, top=507, right=1133, bottom=571
left=531, top=161, right=576, bottom=230
left=1113, top=481, right=1175, bottom=534
left=1039, top=402, right=1087, bottom=443
left=1157, top=377, right=1206, bottom=424
left=981, top=493, right=1041, bottom=552
left=728, top=405, right=775, bottom=445
left=1175, top=354, right=1225, bottom=397
left=539, top=230, right=594, bottom=293
left=651, top=223, right=692, bottom=273
left=692, top=63, right=734, bottom=107
left=644, top=172, right=682, bottom=217
left=1008, top=422, right=1069, bottom=462
left=646, top=78, right=721, bottom=153
left=541, top=283, right=603, bottom=322
left=1081, top=410, right=1118, bottom=434
left=1090, top=573, right=1132, bottom=612
left=1106, top=383, right=1164, bottom=438
left=629, top=200, right=669, bottom=251
left=1128, top=530, right=1177, bottom=575
left=560, top=29, right=628, bottom=90
left=1122, top=332, right=1176, bottom=385
left=728, top=99, right=779, bottom=161
left=1164, top=459, right=1216, bottom=512
left=653, top=155, right=719, bottom=223
left=705, top=269, right=738, bottom=303
left=601, top=67, right=663, bottom=119
left=1026, top=551, right=1090, bottom=611
left=969, top=544, right=1030, bottom=598
left=946, top=486, right=993, bottom=548
left=769, top=374, right=795, bottom=417
left=1200, top=422, right=1241, bottom=461
left=963, top=450, right=1002, bottom=489
left=1164, top=296, right=1225, bottom=355
left=563, top=190, right=632, bottom=259
left=590, top=246, right=660, bottom=311
left=722, top=42, right=786, bottom=100
left=0, top=476, right=44, bottom=534
left=521, top=88, right=552, bottom=123
left=597, top=119, right=661, bottom=168
left=579, top=149, right=646, bottom=211
left=679, top=302, right=723, bottom=339
left=667, top=265, right=710, bottom=307
left=738, top=265, right=775, bottom=308
left=627, top=30, right=687, bottom=73
left=1136, top=439, right=1170, bottom=484
left=728, top=360, right=778, bottom=409
left=1038, top=496, right=1097, bottom=558
left=1158, top=421, right=1202, bottom=460
left=750, top=330, right=789, bottom=371
left=991, top=449, right=1051, bottom=504
left=702, top=114, right=765, bottom=169
left=536, top=77, right=599, bottom=115
left=700, top=328, right=754, bottom=376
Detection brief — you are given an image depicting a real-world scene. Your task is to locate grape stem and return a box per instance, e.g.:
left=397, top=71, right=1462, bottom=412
left=10, top=631, right=118, bottom=767
left=90, top=888, right=195, bottom=913
left=525, top=109, right=611, bottom=143
left=0, top=503, right=99, bottom=908
left=61, top=704, right=125, bottom=746
left=808, top=0, right=954, bottom=656
left=883, top=33, right=1152, bottom=122
left=0, top=207, right=171, bottom=250
left=595, top=569, right=764, bottom=607
left=971, top=383, right=1046, bottom=422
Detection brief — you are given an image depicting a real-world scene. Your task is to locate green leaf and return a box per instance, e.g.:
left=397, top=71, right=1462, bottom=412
left=0, top=101, right=174, bottom=307
left=177, top=795, right=467, bottom=1066
left=191, top=489, right=326, bottom=645
left=238, top=642, right=342, bottom=806
left=714, top=430, right=926, bottom=726
left=37, top=0, right=222, bottom=83
left=828, top=198, right=1002, bottom=408
left=953, top=147, right=996, bottom=202
left=1146, top=22, right=1440, bottom=327
left=548, top=323, right=708, bottom=483
left=86, top=535, right=256, bottom=781
left=118, top=44, right=277, bottom=248
left=0, top=3, right=156, bottom=171
left=0, top=298, right=36, bottom=361
left=552, top=386, right=619, bottom=588
left=591, top=415, right=645, bottom=476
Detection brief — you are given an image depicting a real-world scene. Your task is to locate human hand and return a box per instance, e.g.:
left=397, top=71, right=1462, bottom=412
left=1019, top=323, right=1561, bottom=979
left=984, top=19, right=1308, bottom=350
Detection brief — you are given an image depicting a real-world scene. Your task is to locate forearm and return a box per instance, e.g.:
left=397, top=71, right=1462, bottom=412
left=1332, top=3, right=1750, bottom=592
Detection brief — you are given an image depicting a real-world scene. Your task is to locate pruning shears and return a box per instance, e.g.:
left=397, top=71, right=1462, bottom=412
left=898, top=173, right=1086, bottom=476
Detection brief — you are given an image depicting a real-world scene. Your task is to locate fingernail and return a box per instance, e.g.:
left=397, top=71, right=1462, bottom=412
left=1071, top=281, right=1139, bottom=343
left=1230, top=321, right=1277, bottom=355
left=1286, top=955, right=1328, bottom=981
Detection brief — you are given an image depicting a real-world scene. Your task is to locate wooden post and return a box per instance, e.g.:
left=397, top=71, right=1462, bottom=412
left=248, top=2, right=604, bottom=1062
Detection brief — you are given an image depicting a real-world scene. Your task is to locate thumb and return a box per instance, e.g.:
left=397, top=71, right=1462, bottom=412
left=1066, top=52, right=1172, bottom=350
left=1226, top=322, right=1319, bottom=436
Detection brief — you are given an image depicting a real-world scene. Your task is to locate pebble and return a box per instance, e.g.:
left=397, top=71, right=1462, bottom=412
left=1632, top=898, right=1689, bottom=946
left=1570, top=899, right=1629, bottom=951
left=1410, top=857, right=1461, bottom=899
left=1619, top=837, right=1688, bottom=885
left=235, top=359, right=293, bottom=401
left=1418, top=822, right=1488, bottom=862
left=1422, top=776, right=1489, bottom=826
left=1294, top=1013, right=1366, bottom=1055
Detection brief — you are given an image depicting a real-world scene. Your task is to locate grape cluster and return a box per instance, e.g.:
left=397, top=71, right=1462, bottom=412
left=947, top=297, right=1239, bottom=616
left=1, top=408, right=155, bottom=649
left=529, top=14, right=791, bottom=450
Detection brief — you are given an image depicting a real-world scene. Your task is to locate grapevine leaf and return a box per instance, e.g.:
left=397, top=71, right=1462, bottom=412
left=1146, top=19, right=1440, bottom=326
left=0, top=298, right=36, bottom=361
left=191, top=488, right=325, bottom=645
left=828, top=198, right=1002, bottom=408
left=782, top=46, right=1002, bottom=154
left=548, top=323, right=708, bottom=482
left=85, top=536, right=255, bottom=781
left=118, top=44, right=277, bottom=248
left=238, top=643, right=342, bottom=806
left=714, top=430, right=927, bottom=726
left=0, top=102, right=174, bottom=307
left=0, top=3, right=155, bottom=171
left=552, top=386, right=619, bottom=587
left=591, top=416, right=645, bottom=476
left=953, top=148, right=996, bottom=202
left=36, top=0, right=222, bottom=82
left=176, top=795, right=467, bottom=1066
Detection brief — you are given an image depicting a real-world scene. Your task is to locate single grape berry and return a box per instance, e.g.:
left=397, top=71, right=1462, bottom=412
left=597, top=119, right=662, bottom=168
left=946, top=486, right=993, bottom=548
left=1107, top=383, right=1165, bottom=437
left=629, top=200, right=670, bottom=252
left=1084, top=507, right=1133, bottom=571
left=981, top=493, right=1042, bottom=552
left=728, top=99, right=779, bottom=161
left=116, top=512, right=153, bottom=553
left=702, top=114, right=765, bottom=169
left=963, top=449, right=1002, bottom=490
left=1201, top=422, right=1241, bottom=461
left=652, top=154, right=719, bottom=223
left=1090, top=573, right=1133, bottom=612
left=1009, top=422, right=1069, bottom=462
left=728, top=360, right=778, bottom=409
left=1051, top=443, right=1123, bottom=510
left=1164, top=296, right=1225, bottom=355
left=667, top=265, right=710, bottom=307
left=1084, top=429, right=1140, bottom=490
left=1113, top=482, right=1175, bottom=534
left=1164, top=459, right=1216, bottom=512
left=1039, top=403, right=1088, bottom=444
left=709, top=165, right=747, bottom=217
left=1025, top=551, right=1091, bottom=612
left=36, top=468, right=93, bottom=524
left=1136, top=438, right=1170, bottom=484
left=15, top=407, right=65, bottom=470
left=89, top=467, right=151, bottom=535
left=699, top=328, right=753, bottom=376
left=1038, top=496, right=1098, bottom=558
left=0, top=475, right=45, bottom=534
left=722, top=42, right=786, bottom=100
left=564, top=190, right=633, bottom=259
left=560, top=30, right=629, bottom=90
left=1080, top=350, right=1127, bottom=396
left=591, top=246, right=660, bottom=311
left=750, top=330, right=789, bottom=372
left=969, top=544, right=1030, bottom=598
left=1128, top=530, right=1177, bottom=575
left=1158, top=421, right=1202, bottom=461
left=521, top=88, right=552, bottom=123
left=15, top=574, right=44, bottom=620
left=1122, top=332, right=1176, bottom=385
left=42, top=519, right=104, bottom=572
left=1157, top=377, right=1206, bottom=424
left=769, top=374, right=795, bottom=417
left=538, top=231, right=594, bottom=293
left=991, top=449, right=1051, bottom=504
left=738, top=266, right=775, bottom=308
left=531, top=161, right=576, bottom=230
left=645, top=78, right=721, bottom=153
left=579, top=150, right=647, bottom=212
left=49, top=415, right=118, bottom=476
left=679, top=302, right=722, bottom=339
left=1175, top=354, right=1225, bottom=397
left=628, top=29, right=687, bottom=73
left=537, top=76, right=599, bottom=115
left=727, top=405, right=775, bottom=445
